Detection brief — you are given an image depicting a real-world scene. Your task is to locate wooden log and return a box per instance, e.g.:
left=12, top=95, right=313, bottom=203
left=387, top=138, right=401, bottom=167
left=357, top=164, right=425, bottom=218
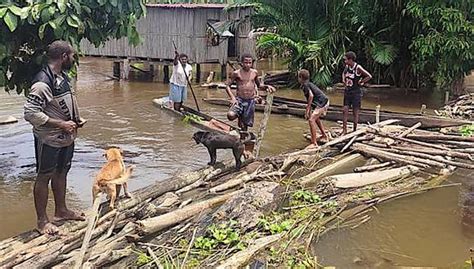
left=351, top=143, right=440, bottom=168
left=216, top=234, right=283, bottom=269
left=430, top=140, right=474, bottom=148
left=367, top=128, right=450, bottom=151
left=341, top=135, right=358, bottom=153
left=137, top=191, right=241, bottom=235
left=406, top=134, right=474, bottom=142
left=353, top=162, right=394, bottom=172
left=330, top=166, right=419, bottom=188
left=55, top=223, right=136, bottom=268
left=398, top=122, right=422, bottom=138
left=0, top=161, right=239, bottom=267
left=390, top=146, right=473, bottom=160
left=209, top=170, right=284, bottom=193
left=254, top=92, right=274, bottom=158
left=286, top=119, right=399, bottom=157
left=386, top=148, right=474, bottom=169
left=300, top=154, right=364, bottom=186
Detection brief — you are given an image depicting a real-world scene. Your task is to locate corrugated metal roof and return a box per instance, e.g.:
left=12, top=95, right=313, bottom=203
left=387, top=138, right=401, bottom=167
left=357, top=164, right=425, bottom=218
left=146, top=3, right=228, bottom=9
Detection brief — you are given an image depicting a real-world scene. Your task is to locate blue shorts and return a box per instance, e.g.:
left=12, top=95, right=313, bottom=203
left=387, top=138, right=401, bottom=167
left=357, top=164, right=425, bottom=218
left=230, top=97, right=255, bottom=128
left=169, top=83, right=187, bottom=103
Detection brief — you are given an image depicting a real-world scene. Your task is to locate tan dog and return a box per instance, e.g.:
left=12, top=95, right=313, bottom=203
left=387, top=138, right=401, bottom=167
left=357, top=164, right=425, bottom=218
left=92, top=147, right=134, bottom=209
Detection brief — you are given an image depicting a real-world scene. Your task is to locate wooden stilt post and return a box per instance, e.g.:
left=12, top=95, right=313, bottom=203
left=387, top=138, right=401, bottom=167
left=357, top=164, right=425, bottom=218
left=221, top=64, right=227, bottom=80
left=163, top=65, right=170, bottom=83
left=120, top=58, right=130, bottom=80
left=444, top=90, right=450, bottom=104
left=195, top=63, right=201, bottom=83
left=375, top=105, right=381, bottom=123
left=113, top=61, right=120, bottom=79
left=149, top=63, right=155, bottom=79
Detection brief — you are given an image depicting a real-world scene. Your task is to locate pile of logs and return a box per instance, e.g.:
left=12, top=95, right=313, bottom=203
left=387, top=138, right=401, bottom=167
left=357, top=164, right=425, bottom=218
left=436, top=93, right=474, bottom=120
left=0, top=120, right=470, bottom=268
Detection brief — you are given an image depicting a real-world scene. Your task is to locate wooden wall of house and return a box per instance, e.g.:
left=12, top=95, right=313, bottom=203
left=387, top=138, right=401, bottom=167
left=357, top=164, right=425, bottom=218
left=80, top=6, right=254, bottom=64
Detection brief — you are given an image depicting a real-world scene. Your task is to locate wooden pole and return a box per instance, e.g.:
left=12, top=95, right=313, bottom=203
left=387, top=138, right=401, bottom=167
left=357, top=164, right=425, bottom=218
left=73, top=194, right=103, bottom=269
left=253, top=92, right=274, bottom=158
left=375, top=105, right=381, bottom=123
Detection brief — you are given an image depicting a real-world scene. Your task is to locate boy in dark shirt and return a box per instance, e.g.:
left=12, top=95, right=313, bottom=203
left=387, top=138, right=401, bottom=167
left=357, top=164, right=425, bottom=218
left=342, top=51, right=372, bottom=134
left=298, top=69, right=329, bottom=149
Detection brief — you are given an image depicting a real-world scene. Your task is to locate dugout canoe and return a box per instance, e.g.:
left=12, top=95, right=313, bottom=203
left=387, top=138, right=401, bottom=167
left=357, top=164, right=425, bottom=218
left=203, top=96, right=472, bottom=129
left=152, top=97, right=241, bottom=135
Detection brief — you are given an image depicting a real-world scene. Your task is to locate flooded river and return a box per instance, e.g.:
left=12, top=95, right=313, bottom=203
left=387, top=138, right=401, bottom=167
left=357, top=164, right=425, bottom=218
left=0, top=58, right=471, bottom=267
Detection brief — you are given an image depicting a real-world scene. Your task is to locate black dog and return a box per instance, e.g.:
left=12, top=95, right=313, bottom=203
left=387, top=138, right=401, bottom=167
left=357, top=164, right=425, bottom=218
left=193, top=131, right=250, bottom=169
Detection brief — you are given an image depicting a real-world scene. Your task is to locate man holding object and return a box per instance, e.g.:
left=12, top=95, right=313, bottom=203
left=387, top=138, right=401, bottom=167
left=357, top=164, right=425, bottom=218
left=24, top=40, right=86, bottom=235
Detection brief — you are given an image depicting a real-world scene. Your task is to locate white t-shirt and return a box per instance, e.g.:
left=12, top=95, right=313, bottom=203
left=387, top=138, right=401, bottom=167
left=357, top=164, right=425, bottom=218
left=170, top=63, right=192, bottom=87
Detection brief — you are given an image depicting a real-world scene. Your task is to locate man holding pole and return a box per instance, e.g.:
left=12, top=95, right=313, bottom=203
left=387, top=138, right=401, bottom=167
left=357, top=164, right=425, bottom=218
left=169, top=49, right=192, bottom=111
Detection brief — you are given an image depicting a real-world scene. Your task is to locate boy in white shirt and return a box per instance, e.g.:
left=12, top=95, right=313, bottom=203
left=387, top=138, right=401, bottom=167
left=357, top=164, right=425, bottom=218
left=169, top=50, right=192, bottom=111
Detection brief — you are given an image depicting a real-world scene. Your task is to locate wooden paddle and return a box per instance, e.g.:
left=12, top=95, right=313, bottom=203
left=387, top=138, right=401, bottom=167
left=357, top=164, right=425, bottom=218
left=172, top=41, right=201, bottom=112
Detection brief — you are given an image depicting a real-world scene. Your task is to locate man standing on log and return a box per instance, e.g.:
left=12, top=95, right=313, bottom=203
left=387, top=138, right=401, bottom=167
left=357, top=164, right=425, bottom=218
left=169, top=50, right=192, bottom=111
left=24, top=40, right=86, bottom=235
left=298, top=69, right=330, bottom=149
left=226, top=54, right=275, bottom=131
left=342, top=51, right=372, bottom=134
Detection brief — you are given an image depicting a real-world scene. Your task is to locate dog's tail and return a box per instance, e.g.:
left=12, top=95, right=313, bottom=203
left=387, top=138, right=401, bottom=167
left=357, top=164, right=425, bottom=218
left=240, top=131, right=255, bottom=144
left=107, top=165, right=135, bottom=185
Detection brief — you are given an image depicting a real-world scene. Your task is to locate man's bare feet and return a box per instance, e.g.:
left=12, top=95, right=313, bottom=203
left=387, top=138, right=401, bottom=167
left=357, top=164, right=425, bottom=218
left=317, top=134, right=329, bottom=144
left=53, top=209, right=86, bottom=222
left=37, top=221, right=60, bottom=235
left=305, top=143, right=320, bottom=150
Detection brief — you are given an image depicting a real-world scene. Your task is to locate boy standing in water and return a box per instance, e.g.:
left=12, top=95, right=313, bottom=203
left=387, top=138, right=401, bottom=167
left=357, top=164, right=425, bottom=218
left=298, top=69, right=330, bottom=149
left=342, top=51, right=372, bottom=134
left=226, top=54, right=275, bottom=131
left=169, top=50, right=192, bottom=111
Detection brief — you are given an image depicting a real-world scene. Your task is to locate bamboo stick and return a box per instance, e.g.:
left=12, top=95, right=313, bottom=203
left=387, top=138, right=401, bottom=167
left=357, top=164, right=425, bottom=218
left=254, top=92, right=274, bottom=158
left=386, top=148, right=474, bottom=169
left=74, top=194, right=103, bottom=269
left=398, top=122, right=422, bottom=138
left=353, top=162, right=394, bottom=172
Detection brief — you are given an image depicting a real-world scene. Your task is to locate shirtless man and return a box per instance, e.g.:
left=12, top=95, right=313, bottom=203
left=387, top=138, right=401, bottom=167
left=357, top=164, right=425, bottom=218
left=226, top=54, right=275, bottom=131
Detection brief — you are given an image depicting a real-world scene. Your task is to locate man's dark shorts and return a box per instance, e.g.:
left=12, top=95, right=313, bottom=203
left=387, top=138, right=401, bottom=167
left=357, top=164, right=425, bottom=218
left=343, top=90, right=362, bottom=109
left=229, top=97, right=255, bottom=128
left=34, top=135, right=74, bottom=174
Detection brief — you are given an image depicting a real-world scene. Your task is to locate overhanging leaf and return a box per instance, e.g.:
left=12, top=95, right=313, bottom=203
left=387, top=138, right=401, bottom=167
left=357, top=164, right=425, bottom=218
left=4, top=11, right=18, bottom=32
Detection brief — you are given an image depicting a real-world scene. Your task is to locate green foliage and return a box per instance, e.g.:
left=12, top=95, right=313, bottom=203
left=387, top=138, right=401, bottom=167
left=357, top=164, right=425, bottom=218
left=258, top=216, right=293, bottom=234
left=182, top=113, right=204, bottom=124
left=407, top=0, right=473, bottom=91
left=133, top=250, right=152, bottom=266
left=460, top=125, right=474, bottom=137
left=249, top=0, right=472, bottom=92
left=0, top=0, right=146, bottom=95
left=194, top=220, right=244, bottom=251
left=292, top=190, right=321, bottom=204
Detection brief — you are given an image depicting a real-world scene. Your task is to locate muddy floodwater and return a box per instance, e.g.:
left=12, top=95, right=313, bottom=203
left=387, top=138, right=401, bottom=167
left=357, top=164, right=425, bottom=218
left=0, top=57, right=472, bottom=267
